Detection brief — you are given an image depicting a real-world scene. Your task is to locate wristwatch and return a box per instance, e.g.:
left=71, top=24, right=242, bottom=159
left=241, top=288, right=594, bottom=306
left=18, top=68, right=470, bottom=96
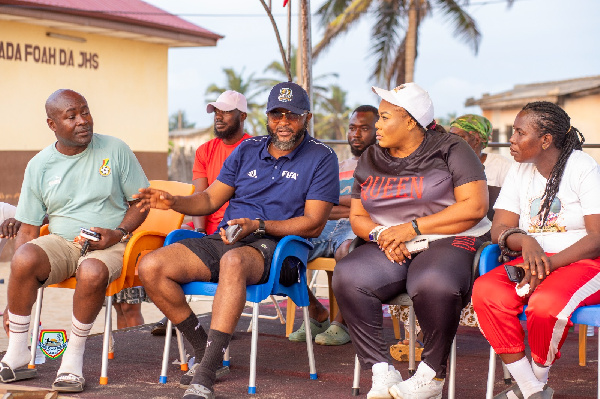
left=116, top=227, right=130, bottom=243
left=369, top=226, right=386, bottom=242
left=254, top=218, right=266, bottom=237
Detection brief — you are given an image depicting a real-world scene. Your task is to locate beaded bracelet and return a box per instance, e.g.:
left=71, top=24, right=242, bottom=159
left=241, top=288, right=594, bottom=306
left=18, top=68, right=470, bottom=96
left=498, top=227, right=528, bottom=263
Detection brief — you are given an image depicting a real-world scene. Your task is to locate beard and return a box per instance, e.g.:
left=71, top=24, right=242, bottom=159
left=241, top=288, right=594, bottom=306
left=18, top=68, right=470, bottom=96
left=266, top=120, right=308, bottom=151
left=348, top=135, right=377, bottom=157
left=214, top=117, right=241, bottom=140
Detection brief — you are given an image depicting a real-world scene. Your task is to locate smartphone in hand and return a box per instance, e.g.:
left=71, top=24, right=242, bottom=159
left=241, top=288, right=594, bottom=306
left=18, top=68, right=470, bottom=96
left=80, top=227, right=101, bottom=242
left=504, top=264, right=525, bottom=283
left=225, top=224, right=242, bottom=242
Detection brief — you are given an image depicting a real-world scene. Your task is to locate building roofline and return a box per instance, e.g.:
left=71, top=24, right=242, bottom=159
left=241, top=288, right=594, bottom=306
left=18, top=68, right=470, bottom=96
left=0, top=1, right=223, bottom=47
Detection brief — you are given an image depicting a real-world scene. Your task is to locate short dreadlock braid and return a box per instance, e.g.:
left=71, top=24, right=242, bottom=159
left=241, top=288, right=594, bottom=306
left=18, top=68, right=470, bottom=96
left=521, top=101, right=585, bottom=227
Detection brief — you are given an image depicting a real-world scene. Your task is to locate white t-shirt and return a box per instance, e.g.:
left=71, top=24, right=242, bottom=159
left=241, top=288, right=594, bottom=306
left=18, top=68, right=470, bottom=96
left=483, top=152, right=514, bottom=187
left=0, top=202, right=17, bottom=255
left=494, top=150, right=600, bottom=253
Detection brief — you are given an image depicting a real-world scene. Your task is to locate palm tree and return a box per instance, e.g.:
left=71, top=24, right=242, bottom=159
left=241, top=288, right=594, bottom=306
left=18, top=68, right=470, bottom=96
left=313, top=0, right=513, bottom=86
left=205, top=67, right=266, bottom=135
left=313, top=84, right=351, bottom=141
left=168, top=110, right=195, bottom=131
left=257, top=46, right=338, bottom=101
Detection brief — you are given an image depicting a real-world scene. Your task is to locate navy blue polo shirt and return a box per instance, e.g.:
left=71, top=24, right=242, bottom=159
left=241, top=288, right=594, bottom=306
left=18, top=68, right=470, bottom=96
left=216, top=133, right=339, bottom=232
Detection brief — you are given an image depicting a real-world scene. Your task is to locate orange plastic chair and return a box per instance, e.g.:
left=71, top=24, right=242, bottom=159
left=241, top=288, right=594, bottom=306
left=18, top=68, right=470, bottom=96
left=28, top=180, right=194, bottom=385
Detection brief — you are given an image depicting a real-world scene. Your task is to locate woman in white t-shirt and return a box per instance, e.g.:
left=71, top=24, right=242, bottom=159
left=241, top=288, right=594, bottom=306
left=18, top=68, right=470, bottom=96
left=472, top=101, right=600, bottom=399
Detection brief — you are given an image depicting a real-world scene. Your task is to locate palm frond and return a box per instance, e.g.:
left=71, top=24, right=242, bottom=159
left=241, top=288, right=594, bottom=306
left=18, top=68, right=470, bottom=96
left=434, top=0, right=481, bottom=54
left=315, top=0, right=356, bottom=28
left=312, top=0, right=373, bottom=60
left=369, top=0, right=406, bottom=86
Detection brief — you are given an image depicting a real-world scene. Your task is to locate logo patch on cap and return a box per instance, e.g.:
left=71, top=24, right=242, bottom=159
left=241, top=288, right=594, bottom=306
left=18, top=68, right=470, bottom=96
left=392, top=84, right=406, bottom=93
left=278, top=88, right=293, bottom=102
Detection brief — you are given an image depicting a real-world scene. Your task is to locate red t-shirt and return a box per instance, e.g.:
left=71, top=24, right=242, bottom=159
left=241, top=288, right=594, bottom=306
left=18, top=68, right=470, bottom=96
left=191, top=133, right=252, bottom=234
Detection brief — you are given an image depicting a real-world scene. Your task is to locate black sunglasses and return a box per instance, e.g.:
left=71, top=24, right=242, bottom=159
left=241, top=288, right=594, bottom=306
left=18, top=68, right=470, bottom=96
left=267, top=110, right=307, bottom=122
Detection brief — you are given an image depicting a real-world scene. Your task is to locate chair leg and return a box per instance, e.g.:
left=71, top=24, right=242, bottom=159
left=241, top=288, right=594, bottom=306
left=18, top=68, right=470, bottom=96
left=223, top=346, right=230, bottom=367
left=285, top=298, right=296, bottom=337
left=596, top=331, right=599, bottom=399
left=352, top=354, right=361, bottom=396
left=248, top=302, right=260, bottom=394
left=447, top=336, right=456, bottom=399
left=502, top=362, right=511, bottom=385
left=302, top=306, right=317, bottom=380
left=486, top=347, right=497, bottom=399
left=176, top=328, right=188, bottom=371
left=29, top=288, right=44, bottom=369
left=99, top=296, right=113, bottom=385
left=269, top=295, right=286, bottom=324
left=392, top=314, right=401, bottom=340
left=580, top=324, right=588, bottom=366
left=159, top=319, right=174, bottom=383
left=408, top=305, right=416, bottom=376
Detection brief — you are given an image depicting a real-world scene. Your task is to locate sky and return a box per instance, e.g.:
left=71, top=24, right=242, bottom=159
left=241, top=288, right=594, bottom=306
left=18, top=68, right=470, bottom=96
left=144, top=0, right=600, bottom=129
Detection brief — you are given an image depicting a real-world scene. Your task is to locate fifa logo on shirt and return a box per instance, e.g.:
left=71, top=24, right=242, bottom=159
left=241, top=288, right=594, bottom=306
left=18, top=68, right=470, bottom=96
left=99, top=158, right=111, bottom=177
left=282, top=171, right=298, bottom=180
left=248, top=170, right=257, bottom=178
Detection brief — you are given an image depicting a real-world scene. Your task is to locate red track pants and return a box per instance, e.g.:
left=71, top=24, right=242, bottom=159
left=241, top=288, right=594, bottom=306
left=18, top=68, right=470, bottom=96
left=472, top=255, right=600, bottom=366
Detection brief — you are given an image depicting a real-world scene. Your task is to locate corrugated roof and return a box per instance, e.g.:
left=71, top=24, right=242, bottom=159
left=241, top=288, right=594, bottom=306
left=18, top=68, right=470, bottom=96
left=466, top=75, right=600, bottom=109
left=0, top=0, right=222, bottom=45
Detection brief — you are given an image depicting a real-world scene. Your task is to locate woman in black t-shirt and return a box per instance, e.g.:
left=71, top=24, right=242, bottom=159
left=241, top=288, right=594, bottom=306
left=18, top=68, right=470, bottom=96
left=332, top=83, right=490, bottom=399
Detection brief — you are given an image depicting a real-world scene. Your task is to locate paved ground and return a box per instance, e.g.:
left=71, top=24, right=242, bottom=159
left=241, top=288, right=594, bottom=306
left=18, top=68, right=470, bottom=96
left=1, top=300, right=599, bottom=399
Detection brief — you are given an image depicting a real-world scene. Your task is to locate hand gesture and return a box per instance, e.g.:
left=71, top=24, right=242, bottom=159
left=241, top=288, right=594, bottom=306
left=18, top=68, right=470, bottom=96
left=219, top=218, right=257, bottom=245
left=377, top=223, right=415, bottom=264
left=519, top=235, right=552, bottom=281
left=75, top=227, right=124, bottom=253
left=134, top=188, right=175, bottom=212
left=0, top=218, right=21, bottom=239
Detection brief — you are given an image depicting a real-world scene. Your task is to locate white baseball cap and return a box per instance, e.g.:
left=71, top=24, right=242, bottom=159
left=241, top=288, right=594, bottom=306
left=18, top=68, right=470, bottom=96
left=372, top=83, right=434, bottom=128
left=206, top=90, right=248, bottom=113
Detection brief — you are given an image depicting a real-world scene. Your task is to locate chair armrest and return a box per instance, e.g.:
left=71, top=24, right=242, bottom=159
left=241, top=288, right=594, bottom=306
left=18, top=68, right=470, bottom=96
left=164, top=229, right=206, bottom=246
left=119, top=230, right=168, bottom=292
left=478, top=244, right=502, bottom=276
left=348, top=237, right=366, bottom=253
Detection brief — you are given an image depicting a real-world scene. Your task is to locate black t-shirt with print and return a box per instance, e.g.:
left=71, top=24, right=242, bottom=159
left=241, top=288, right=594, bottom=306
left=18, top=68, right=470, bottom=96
left=351, top=130, right=486, bottom=227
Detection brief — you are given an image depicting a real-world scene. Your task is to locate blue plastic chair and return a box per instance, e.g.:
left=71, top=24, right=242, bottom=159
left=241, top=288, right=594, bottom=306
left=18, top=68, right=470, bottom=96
left=158, top=229, right=317, bottom=394
left=479, top=244, right=600, bottom=399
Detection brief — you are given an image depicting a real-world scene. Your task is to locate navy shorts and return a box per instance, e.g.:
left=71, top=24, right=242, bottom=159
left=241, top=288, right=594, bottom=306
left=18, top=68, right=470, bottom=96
left=177, top=233, right=279, bottom=284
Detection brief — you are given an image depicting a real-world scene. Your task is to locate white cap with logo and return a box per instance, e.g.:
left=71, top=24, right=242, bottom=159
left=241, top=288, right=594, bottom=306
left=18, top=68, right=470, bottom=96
left=372, top=83, right=434, bottom=128
left=206, top=90, right=248, bottom=113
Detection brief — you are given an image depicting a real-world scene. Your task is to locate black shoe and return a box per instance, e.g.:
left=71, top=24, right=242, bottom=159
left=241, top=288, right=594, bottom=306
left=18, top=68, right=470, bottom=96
left=151, top=317, right=174, bottom=336
left=180, top=364, right=230, bottom=388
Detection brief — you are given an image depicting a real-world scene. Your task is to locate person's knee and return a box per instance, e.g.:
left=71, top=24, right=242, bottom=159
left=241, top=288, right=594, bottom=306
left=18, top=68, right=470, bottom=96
left=219, top=251, right=245, bottom=280
left=471, top=275, right=495, bottom=309
left=76, top=259, right=109, bottom=292
left=526, top=293, right=557, bottom=321
left=334, top=239, right=352, bottom=261
left=138, top=250, right=165, bottom=284
left=11, top=243, right=46, bottom=279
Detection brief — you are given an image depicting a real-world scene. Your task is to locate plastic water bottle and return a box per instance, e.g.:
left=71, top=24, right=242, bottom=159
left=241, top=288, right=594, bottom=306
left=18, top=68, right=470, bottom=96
left=587, top=326, right=595, bottom=337
left=31, top=324, right=46, bottom=365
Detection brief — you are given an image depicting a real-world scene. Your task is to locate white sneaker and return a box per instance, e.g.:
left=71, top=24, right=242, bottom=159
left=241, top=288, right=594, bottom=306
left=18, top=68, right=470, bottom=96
left=389, top=362, right=444, bottom=399
left=367, top=362, right=403, bottom=399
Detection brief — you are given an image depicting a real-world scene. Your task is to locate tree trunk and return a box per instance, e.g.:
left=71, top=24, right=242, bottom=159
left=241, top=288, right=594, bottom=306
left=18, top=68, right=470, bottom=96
left=405, top=0, right=418, bottom=83
left=299, top=0, right=314, bottom=135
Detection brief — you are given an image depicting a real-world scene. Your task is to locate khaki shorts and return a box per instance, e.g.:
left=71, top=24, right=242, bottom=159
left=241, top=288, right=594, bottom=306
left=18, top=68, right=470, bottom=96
left=28, top=234, right=126, bottom=288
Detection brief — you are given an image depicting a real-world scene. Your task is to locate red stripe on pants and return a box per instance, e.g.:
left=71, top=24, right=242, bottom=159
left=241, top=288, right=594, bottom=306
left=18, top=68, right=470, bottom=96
left=472, top=255, right=600, bottom=366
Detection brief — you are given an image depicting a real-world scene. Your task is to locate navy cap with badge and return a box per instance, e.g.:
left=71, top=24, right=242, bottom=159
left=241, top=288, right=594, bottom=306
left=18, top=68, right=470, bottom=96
left=266, top=81, right=311, bottom=114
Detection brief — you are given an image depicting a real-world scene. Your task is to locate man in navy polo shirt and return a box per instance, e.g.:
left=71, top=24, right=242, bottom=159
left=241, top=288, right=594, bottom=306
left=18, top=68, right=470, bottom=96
left=135, top=82, right=339, bottom=399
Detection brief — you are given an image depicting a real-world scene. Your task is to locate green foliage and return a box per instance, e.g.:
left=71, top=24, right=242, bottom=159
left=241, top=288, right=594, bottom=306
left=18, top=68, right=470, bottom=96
left=169, top=110, right=196, bottom=131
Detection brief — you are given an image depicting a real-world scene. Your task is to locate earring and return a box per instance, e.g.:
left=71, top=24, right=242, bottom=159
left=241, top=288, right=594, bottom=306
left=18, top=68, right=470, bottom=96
left=542, top=144, right=548, bottom=150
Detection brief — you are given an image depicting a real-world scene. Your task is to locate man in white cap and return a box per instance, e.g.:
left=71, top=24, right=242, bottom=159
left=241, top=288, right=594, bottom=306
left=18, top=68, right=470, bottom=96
left=151, top=90, right=252, bottom=336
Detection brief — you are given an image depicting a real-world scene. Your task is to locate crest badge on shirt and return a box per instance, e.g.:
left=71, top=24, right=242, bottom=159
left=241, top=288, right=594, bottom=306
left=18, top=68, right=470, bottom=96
left=99, top=158, right=111, bottom=177
left=278, top=88, right=293, bottom=102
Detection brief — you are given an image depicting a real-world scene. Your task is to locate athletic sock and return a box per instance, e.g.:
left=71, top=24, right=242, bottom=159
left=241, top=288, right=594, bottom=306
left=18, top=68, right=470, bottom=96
left=531, top=360, right=550, bottom=384
left=1, top=312, right=31, bottom=369
left=191, top=329, right=231, bottom=390
left=175, top=312, right=208, bottom=361
left=57, top=315, right=93, bottom=377
left=505, top=357, right=545, bottom=399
